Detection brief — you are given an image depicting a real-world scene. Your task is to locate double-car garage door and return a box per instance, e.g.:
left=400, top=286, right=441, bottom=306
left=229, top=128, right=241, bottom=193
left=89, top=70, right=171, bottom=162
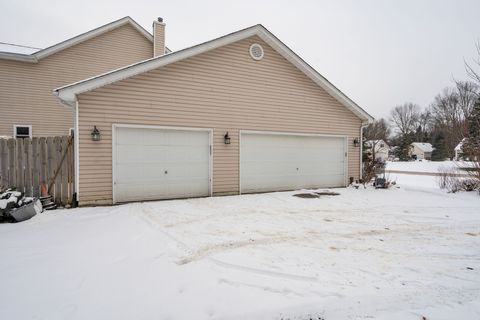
left=113, top=126, right=346, bottom=203
left=240, top=132, right=346, bottom=193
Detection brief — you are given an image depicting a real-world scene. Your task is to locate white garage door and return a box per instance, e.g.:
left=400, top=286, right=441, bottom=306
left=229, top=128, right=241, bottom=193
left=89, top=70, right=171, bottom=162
left=240, top=132, right=346, bottom=193
left=114, top=126, right=211, bottom=203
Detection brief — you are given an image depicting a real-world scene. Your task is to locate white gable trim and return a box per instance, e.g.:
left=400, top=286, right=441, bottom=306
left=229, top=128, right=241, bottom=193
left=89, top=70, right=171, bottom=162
left=54, top=24, right=373, bottom=123
left=0, top=51, right=37, bottom=62
left=0, top=17, right=153, bottom=63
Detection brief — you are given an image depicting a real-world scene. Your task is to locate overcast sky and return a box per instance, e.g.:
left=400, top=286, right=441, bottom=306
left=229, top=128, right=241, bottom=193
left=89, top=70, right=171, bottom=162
left=1, top=0, right=479, bottom=119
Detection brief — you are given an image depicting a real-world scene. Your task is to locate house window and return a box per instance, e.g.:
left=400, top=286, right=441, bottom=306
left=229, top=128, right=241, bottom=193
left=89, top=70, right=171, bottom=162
left=380, top=143, right=385, bottom=148
left=14, top=125, right=32, bottom=138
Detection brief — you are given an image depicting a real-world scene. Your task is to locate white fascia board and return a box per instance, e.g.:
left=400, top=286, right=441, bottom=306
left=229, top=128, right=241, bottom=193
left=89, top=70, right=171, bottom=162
left=54, top=24, right=373, bottom=123
left=0, top=52, right=37, bottom=62
left=35, top=17, right=152, bottom=60
left=54, top=26, right=260, bottom=104
left=1, top=17, right=152, bottom=64
left=256, top=29, right=373, bottom=123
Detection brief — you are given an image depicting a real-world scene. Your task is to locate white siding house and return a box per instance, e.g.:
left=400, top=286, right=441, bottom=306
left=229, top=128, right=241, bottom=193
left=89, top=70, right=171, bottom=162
left=409, top=142, right=434, bottom=160
left=365, top=140, right=389, bottom=162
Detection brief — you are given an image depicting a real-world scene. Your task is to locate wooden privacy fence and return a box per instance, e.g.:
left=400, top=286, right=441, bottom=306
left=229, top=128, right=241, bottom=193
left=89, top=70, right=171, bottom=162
left=0, top=136, right=75, bottom=206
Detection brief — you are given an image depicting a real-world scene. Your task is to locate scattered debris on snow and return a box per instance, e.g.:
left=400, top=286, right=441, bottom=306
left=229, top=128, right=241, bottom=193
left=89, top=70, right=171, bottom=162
left=0, top=189, right=42, bottom=222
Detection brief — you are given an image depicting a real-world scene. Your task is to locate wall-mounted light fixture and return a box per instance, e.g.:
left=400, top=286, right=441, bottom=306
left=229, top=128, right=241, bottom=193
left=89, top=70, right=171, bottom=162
left=91, top=126, right=101, bottom=141
left=224, top=132, right=231, bottom=145
left=353, top=138, right=360, bottom=147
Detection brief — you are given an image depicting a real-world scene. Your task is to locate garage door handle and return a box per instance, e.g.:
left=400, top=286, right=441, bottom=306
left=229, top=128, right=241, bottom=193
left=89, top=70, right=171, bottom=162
left=165, top=170, right=168, bottom=174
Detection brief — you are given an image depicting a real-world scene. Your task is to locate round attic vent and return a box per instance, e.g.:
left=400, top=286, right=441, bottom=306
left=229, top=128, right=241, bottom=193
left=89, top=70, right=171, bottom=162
left=249, top=43, right=264, bottom=60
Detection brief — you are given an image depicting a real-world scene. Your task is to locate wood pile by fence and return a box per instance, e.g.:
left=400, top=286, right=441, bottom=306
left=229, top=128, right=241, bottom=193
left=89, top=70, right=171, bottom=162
left=0, top=136, right=74, bottom=206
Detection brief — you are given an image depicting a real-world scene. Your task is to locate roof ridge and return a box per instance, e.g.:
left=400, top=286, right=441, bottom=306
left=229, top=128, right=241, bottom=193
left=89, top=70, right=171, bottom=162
left=0, top=16, right=153, bottom=62
left=54, top=24, right=373, bottom=123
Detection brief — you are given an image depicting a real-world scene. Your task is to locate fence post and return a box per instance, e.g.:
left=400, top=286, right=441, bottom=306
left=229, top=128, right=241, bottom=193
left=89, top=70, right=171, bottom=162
left=0, top=139, right=7, bottom=187
left=32, top=138, right=40, bottom=197
left=8, top=139, right=16, bottom=188
left=24, top=138, right=32, bottom=197
left=46, top=137, right=55, bottom=199
left=39, top=137, right=47, bottom=190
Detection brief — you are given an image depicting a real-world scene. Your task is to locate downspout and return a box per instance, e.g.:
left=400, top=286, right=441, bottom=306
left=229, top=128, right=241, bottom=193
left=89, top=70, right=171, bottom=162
left=74, top=100, right=79, bottom=204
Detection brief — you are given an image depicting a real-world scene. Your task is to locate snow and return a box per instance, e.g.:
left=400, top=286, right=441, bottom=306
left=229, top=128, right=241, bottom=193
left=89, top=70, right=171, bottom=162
left=455, top=138, right=466, bottom=151
left=411, top=142, right=434, bottom=152
left=388, top=172, right=439, bottom=189
left=0, top=186, right=479, bottom=319
left=0, top=199, right=8, bottom=209
left=386, top=160, right=471, bottom=174
left=0, top=42, right=40, bottom=55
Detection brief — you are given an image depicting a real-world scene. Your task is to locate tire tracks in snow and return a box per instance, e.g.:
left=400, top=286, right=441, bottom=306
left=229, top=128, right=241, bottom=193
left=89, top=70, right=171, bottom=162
left=133, top=203, right=322, bottom=283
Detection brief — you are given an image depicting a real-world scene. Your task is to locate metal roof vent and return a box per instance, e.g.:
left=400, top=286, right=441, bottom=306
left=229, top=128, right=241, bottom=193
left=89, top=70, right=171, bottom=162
left=249, top=43, right=264, bottom=60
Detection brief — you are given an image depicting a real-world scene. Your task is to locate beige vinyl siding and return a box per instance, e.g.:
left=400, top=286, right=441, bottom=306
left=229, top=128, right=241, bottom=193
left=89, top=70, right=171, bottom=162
left=77, top=35, right=362, bottom=205
left=0, top=24, right=153, bottom=137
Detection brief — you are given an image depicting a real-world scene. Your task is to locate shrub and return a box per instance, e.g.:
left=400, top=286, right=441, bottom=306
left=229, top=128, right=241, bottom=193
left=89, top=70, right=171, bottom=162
left=437, top=166, right=480, bottom=193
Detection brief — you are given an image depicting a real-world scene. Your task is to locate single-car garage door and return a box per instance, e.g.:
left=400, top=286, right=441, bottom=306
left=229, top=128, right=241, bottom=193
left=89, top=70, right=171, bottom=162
left=113, top=126, right=211, bottom=203
left=240, top=132, right=346, bottom=193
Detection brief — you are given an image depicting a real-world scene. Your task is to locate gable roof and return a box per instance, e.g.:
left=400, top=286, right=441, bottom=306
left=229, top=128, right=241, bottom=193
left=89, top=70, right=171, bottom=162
left=0, top=17, right=153, bottom=63
left=411, top=142, right=434, bottom=152
left=365, top=140, right=389, bottom=148
left=54, top=24, right=374, bottom=123
left=455, top=138, right=466, bottom=151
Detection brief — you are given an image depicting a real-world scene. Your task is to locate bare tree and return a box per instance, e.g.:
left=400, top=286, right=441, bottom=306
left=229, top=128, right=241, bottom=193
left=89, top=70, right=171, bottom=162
left=363, top=118, right=391, bottom=160
left=455, top=81, right=479, bottom=116
left=390, top=103, right=421, bottom=135
left=465, top=40, right=480, bottom=85
left=430, top=81, right=479, bottom=157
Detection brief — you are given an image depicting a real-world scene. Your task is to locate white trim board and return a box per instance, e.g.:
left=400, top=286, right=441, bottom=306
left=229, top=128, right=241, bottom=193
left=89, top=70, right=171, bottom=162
left=13, top=124, right=32, bottom=138
left=54, top=24, right=373, bottom=123
left=240, top=129, right=349, bottom=138
left=0, top=17, right=153, bottom=63
left=74, top=102, right=80, bottom=201
left=111, top=123, right=213, bottom=204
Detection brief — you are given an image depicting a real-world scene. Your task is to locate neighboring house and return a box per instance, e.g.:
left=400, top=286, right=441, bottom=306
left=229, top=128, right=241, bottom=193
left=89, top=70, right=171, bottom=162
left=364, top=139, right=389, bottom=162
left=0, top=16, right=170, bottom=138
left=454, top=138, right=466, bottom=160
left=54, top=23, right=374, bottom=206
left=409, top=142, right=434, bottom=160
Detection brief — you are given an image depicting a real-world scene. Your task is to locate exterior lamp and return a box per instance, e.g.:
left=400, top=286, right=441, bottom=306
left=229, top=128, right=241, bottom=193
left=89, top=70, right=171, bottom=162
left=91, top=126, right=101, bottom=141
left=353, top=138, right=360, bottom=147
left=224, top=132, right=231, bottom=144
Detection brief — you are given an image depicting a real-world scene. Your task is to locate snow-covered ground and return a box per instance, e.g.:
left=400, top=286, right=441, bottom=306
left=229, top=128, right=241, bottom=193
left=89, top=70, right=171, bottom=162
left=0, top=184, right=479, bottom=319
left=387, top=172, right=439, bottom=189
left=386, top=160, right=471, bottom=174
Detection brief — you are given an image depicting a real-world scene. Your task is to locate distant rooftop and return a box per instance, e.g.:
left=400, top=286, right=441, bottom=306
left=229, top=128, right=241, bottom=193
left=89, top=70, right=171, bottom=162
left=412, top=142, right=434, bottom=152
left=0, top=42, right=41, bottom=55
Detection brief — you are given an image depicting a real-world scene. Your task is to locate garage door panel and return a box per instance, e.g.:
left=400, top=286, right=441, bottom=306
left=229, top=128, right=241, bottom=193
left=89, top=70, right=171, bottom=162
left=114, top=127, right=210, bottom=202
left=241, top=133, right=345, bottom=193
left=116, top=145, right=209, bottom=163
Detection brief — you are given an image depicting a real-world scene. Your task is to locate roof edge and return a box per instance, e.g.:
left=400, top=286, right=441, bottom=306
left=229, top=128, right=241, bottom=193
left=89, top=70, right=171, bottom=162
left=35, top=16, right=153, bottom=60
left=0, top=52, right=38, bottom=62
left=54, top=24, right=373, bottom=123
left=0, top=16, right=154, bottom=63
